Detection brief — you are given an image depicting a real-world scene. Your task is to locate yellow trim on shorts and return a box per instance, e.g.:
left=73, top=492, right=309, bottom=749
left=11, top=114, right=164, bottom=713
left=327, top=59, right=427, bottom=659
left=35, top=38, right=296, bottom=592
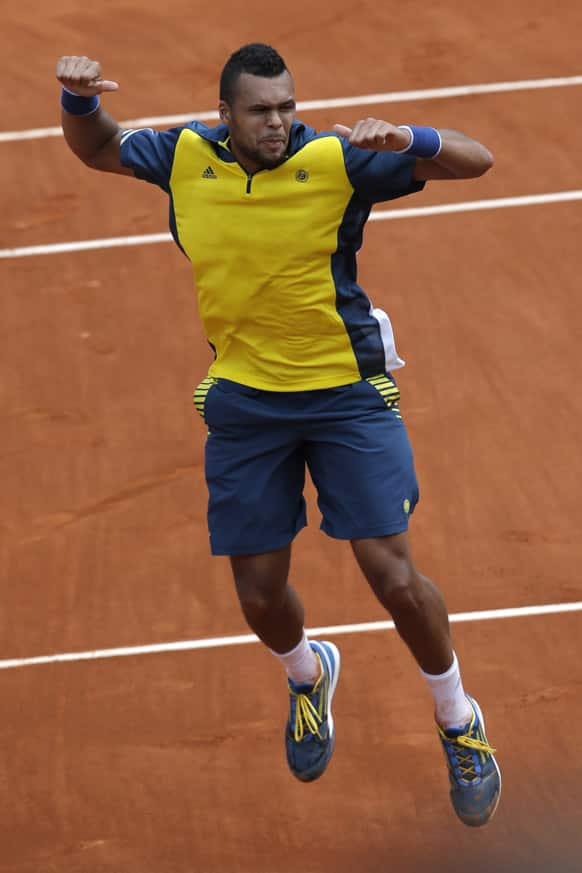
left=193, top=376, right=218, bottom=419
left=366, top=374, right=402, bottom=420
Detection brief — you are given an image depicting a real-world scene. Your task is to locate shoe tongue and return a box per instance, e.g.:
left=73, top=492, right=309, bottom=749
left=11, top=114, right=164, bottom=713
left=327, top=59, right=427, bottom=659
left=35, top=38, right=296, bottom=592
left=289, top=678, right=316, bottom=694
left=443, top=726, right=465, bottom=738
left=443, top=720, right=471, bottom=739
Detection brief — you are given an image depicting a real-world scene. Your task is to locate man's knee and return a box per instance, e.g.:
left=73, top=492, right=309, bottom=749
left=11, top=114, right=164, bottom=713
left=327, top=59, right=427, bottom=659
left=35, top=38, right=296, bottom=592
left=352, top=535, right=423, bottom=613
left=235, top=577, right=282, bottom=617
left=362, top=544, right=422, bottom=612
left=369, top=557, right=422, bottom=613
left=230, top=550, right=289, bottom=616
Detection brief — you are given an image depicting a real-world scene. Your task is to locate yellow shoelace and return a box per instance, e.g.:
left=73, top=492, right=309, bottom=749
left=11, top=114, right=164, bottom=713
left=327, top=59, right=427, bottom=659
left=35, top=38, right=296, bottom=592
left=440, top=725, right=496, bottom=780
left=292, top=690, right=323, bottom=742
left=290, top=661, right=325, bottom=742
left=455, top=735, right=496, bottom=779
left=455, top=734, right=496, bottom=755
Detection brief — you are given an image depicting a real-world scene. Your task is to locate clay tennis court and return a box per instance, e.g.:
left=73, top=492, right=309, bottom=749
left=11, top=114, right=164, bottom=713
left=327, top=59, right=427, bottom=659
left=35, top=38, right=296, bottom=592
left=2, top=2, right=582, bottom=871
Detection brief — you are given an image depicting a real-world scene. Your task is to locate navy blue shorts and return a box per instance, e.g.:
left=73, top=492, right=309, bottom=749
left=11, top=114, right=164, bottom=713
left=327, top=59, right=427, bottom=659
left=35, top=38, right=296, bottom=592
left=193, top=375, right=419, bottom=556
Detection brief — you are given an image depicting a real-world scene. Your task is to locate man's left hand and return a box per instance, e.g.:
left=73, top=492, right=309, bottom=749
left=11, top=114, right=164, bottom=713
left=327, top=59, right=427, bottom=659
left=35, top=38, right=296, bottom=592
left=333, top=119, right=411, bottom=151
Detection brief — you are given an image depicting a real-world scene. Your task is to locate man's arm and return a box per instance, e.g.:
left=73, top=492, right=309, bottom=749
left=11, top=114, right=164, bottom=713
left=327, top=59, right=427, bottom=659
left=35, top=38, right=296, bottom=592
left=333, top=118, right=493, bottom=180
left=56, top=55, right=133, bottom=176
left=411, top=129, right=494, bottom=180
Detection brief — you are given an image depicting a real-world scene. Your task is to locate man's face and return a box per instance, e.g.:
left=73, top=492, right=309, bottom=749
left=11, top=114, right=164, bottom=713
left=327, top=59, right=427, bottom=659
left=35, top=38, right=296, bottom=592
left=219, top=71, right=296, bottom=172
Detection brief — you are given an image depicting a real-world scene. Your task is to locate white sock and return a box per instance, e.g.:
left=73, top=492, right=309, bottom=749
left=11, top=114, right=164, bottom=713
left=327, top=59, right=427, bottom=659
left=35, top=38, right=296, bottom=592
left=420, top=651, right=473, bottom=730
left=270, top=632, right=320, bottom=686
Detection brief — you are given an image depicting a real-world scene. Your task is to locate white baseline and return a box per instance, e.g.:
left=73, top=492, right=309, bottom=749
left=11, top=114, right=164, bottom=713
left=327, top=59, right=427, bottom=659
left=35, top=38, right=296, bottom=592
left=2, top=189, right=582, bottom=260
left=1, top=75, right=582, bottom=143
left=0, top=601, right=580, bottom=671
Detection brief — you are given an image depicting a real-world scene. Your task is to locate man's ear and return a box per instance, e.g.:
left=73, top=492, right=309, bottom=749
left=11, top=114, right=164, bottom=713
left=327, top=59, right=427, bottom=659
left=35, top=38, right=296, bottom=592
left=218, top=101, right=230, bottom=123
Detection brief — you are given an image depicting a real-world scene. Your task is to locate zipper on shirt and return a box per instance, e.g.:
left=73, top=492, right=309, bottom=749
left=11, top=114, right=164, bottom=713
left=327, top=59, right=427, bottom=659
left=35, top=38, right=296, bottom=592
left=244, top=166, right=271, bottom=195
left=245, top=168, right=266, bottom=194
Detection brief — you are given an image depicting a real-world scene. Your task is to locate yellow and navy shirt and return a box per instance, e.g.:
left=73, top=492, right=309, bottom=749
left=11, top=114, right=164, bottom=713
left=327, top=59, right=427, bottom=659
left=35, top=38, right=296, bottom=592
left=120, top=120, right=425, bottom=391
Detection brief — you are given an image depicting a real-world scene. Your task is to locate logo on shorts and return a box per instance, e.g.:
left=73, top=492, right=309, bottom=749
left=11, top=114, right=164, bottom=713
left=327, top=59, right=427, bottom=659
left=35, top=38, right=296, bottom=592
left=295, top=169, right=309, bottom=182
left=403, top=499, right=411, bottom=514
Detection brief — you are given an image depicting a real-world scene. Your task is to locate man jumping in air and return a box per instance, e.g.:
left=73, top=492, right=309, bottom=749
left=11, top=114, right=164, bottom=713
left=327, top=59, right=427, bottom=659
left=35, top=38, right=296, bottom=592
left=56, top=43, right=500, bottom=826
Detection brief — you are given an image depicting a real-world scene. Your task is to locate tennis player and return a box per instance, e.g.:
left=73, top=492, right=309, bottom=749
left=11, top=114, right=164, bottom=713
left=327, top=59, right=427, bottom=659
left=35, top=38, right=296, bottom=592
left=56, top=43, right=501, bottom=826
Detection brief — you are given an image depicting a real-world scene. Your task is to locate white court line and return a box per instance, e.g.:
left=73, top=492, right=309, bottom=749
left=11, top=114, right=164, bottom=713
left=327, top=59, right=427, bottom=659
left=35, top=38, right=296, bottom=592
left=2, top=189, right=582, bottom=260
left=370, top=189, right=582, bottom=220
left=2, top=75, right=582, bottom=143
left=0, top=601, right=580, bottom=672
left=0, top=232, right=172, bottom=260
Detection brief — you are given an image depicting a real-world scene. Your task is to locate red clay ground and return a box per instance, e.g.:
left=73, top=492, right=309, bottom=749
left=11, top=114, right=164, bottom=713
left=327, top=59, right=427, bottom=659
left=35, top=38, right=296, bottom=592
left=2, top=1, right=582, bottom=871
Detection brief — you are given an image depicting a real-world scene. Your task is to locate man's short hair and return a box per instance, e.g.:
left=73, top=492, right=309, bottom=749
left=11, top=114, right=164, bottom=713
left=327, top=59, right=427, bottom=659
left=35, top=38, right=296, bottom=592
left=220, top=43, right=289, bottom=104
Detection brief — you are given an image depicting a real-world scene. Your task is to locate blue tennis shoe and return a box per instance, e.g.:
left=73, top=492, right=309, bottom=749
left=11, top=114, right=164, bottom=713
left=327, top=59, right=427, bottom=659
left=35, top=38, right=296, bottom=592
left=438, top=695, right=501, bottom=826
left=285, top=640, right=341, bottom=782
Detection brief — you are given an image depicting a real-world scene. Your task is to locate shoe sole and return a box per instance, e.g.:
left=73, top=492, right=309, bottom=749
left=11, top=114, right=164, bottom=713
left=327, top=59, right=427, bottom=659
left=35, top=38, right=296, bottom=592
left=462, top=695, right=502, bottom=826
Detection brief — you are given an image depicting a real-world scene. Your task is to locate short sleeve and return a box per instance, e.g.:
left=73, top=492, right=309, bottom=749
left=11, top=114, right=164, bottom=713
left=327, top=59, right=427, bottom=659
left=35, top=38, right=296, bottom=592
left=341, top=139, right=425, bottom=204
left=119, top=127, right=184, bottom=192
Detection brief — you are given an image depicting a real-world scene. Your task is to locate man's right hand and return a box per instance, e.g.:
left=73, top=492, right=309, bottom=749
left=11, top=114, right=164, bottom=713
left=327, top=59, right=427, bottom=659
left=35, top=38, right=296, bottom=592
left=57, top=56, right=131, bottom=176
left=56, top=56, right=119, bottom=96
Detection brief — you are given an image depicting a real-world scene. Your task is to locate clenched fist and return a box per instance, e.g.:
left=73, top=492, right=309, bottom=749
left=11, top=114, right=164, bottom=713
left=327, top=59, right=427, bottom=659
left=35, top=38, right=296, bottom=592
left=333, top=118, right=411, bottom=152
left=56, top=56, right=119, bottom=96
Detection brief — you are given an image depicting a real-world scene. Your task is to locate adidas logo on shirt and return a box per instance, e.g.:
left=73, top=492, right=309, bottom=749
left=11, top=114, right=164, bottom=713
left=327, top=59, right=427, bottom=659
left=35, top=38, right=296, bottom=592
left=201, top=166, right=218, bottom=179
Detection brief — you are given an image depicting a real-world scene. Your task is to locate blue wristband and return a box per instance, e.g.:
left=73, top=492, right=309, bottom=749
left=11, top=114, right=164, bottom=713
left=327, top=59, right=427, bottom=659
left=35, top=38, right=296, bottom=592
left=395, top=125, right=442, bottom=159
left=61, top=87, right=100, bottom=116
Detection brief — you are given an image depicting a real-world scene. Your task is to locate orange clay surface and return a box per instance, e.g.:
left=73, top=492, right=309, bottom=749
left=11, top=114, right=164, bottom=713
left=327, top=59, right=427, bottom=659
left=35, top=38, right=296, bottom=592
left=2, top=2, right=582, bottom=871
